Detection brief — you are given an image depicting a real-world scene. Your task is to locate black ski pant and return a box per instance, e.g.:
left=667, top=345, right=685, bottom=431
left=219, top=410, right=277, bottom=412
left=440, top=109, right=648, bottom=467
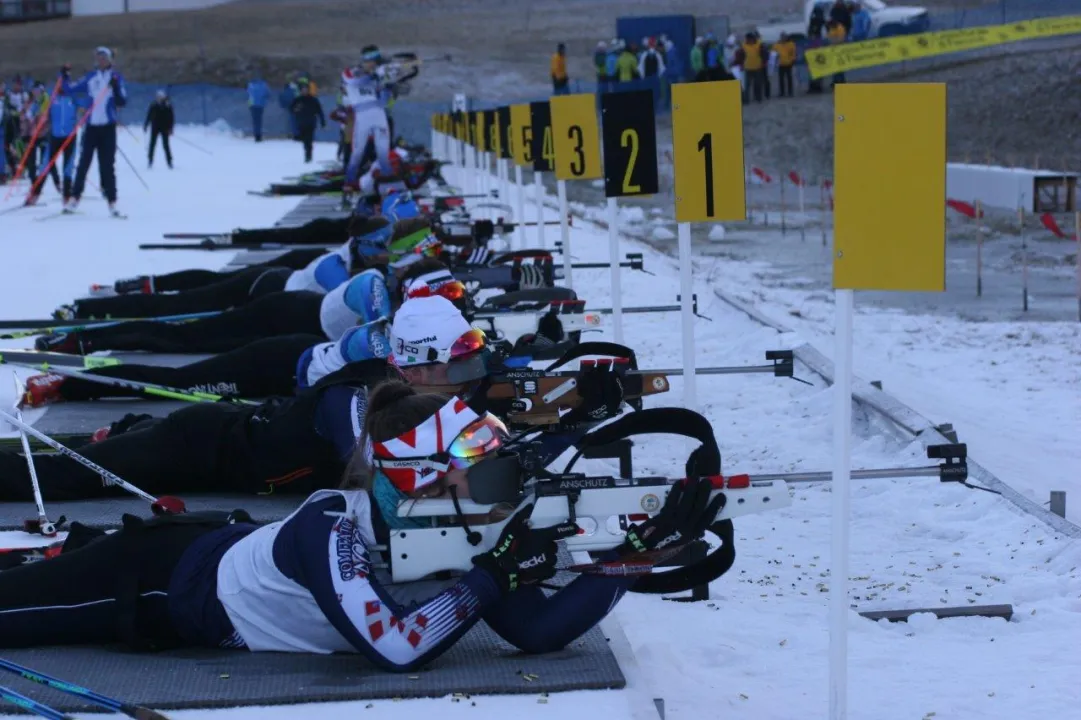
left=232, top=217, right=350, bottom=247
left=299, top=124, right=316, bottom=162
left=75, top=290, right=325, bottom=354
left=47, top=135, right=76, bottom=198
left=778, top=66, right=795, bottom=97
left=148, top=127, right=173, bottom=167
left=74, top=267, right=292, bottom=319
left=147, top=248, right=326, bottom=292
left=73, top=123, right=118, bottom=203
left=0, top=517, right=221, bottom=649
left=0, top=402, right=253, bottom=502
left=59, top=333, right=323, bottom=401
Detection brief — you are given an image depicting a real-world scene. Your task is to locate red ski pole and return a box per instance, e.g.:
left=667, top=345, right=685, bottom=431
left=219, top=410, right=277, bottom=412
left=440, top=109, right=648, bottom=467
left=23, top=78, right=112, bottom=206
left=2, top=77, right=62, bottom=202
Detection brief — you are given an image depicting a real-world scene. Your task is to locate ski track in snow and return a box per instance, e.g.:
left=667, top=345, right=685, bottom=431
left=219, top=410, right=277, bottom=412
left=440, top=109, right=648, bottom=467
left=0, top=128, right=1077, bottom=720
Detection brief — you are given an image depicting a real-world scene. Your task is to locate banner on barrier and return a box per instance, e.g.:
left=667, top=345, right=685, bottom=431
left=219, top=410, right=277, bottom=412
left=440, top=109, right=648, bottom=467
left=806, top=14, right=1081, bottom=78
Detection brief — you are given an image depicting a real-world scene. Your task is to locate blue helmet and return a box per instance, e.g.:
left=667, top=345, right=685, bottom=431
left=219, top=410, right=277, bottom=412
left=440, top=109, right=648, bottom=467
left=341, top=323, right=390, bottom=363
left=343, top=269, right=392, bottom=323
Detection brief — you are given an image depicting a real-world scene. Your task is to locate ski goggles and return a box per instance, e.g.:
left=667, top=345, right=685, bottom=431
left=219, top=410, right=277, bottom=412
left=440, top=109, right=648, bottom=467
left=405, top=278, right=467, bottom=304
left=394, top=327, right=486, bottom=366
left=371, top=397, right=509, bottom=493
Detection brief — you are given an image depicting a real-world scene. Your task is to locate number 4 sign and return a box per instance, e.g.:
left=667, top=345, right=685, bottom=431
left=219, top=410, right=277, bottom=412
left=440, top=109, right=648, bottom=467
left=672, top=81, right=746, bottom=222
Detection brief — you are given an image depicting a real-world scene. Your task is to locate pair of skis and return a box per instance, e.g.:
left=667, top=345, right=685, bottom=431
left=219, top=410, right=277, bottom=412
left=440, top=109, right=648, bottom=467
left=0, top=656, right=169, bottom=719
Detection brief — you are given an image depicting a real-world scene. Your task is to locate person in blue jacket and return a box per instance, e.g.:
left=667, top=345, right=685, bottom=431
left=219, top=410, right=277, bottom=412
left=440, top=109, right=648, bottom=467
left=61, top=46, right=127, bottom=217
left=45, top=82, right=79, bottom=201
left=246, top=74, right=270, bottom=142
left=0, top=372, right=721, bottom=664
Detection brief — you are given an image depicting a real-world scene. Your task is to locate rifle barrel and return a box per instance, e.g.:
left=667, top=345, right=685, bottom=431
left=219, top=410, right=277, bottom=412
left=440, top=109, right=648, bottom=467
left=645, top=364, right=779, bottom=376
left=752, top=465, right=943, bottom=485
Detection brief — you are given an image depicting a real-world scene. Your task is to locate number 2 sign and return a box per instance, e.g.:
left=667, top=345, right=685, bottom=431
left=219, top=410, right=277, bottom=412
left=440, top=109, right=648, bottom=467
left=600, top=90, right=658, bottom=199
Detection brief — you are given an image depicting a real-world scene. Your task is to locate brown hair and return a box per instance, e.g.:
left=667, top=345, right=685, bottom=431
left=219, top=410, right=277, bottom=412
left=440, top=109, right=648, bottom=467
left=347, top=214, right=391, bottom=240
left=339, top=380, right=451, bottom=490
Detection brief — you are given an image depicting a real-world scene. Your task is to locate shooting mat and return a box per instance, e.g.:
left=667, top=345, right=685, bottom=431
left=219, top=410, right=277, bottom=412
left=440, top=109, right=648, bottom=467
left=275, top=196, right=348, bottom=228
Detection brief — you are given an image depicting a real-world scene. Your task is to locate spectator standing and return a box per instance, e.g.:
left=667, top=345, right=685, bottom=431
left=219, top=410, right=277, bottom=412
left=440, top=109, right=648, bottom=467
left=62, top=46, right=128, bottom=217
left=3, top=77, right=28, bottom=167
left=593, top=41, right=609, bottom=93
left=22, top=82, right=49, bottom=193
left=551, top=43, right=570, bottom=95
left=690, top=37, right=706, bottom=81
left=638, top=38, right=665, bottom=107
left=605, top=40, right=621, bottom=88
left=279, top=75, right=299, bottom=139
left=144, top=90, right=175, bottom=169
left=45, top=83, right=78, bottom=200
left=616, top=42, right=638, bottom=83
left=827, top=20, right=848, bottom=86
left=290, top=82, right=326, bottom=163
left=850, top=2, right=872, bottom=41
left=830, top=0, right=853, bottom=35
left=246, top=74, right=270, bottom=142
left=775, top=33, right=798, bottom=97
left=741, top=32, right=766, bottom=104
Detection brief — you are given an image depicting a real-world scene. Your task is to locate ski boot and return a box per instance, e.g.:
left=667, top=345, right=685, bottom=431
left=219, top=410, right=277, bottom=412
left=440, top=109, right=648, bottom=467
left=114, top=275, right=154, bottom=295
left=63, top=197, right=79, bottom=214
left=21, top=373, right=66, bottom=408
left=34, top=332, right=90, bottom=354
left=107, top=202, right=125, bottom=219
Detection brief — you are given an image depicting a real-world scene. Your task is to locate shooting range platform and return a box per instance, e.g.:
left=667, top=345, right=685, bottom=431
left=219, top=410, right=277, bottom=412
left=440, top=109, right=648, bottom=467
left=2, top=621, right=624, bottom=713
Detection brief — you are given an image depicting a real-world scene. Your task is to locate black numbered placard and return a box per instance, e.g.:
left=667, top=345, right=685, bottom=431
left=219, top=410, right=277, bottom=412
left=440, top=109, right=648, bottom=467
left=530, top=101, right=554, bottom=173
left=600, top=90, right=658, bottom=198
left=466, top=110, right=478, bottom=147
left=483, top=109, right=499, bottom=157
left=497, top=106, right=513, bottom=160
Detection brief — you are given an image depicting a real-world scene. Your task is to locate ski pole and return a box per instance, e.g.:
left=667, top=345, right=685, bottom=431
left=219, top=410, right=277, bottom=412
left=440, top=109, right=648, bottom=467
left=116, top=145, right=149, bottom=192
left=0, top=406, right=183, bottom=511
left=172, top=132, right=212, bottom=156
left=0, top=683, right=74, bottom=720
left=9, top=376, right=61, bottom=537
left=2, top=77, right=62, bottom=201
left=0, top=310, right=222, bottom=339
left=24, top=78, right=113, bottom=204
left=8, top=361, right=259, bottom=406
left=0, top=658, right=171, bottom=720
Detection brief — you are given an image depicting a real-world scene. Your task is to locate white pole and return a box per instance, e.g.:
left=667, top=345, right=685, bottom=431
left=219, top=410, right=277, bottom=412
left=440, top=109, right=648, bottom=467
left=606, top=197, right=624, bottom=344
left=829, top=287, right=854, bottom=720
left=798, top=174, right=806, bottom=242
left=558, top=179, right=573, bottom=290
left=431, top=129, right=437, bottom=160
left=535, top=171, right=546, bottom=249
left=480, top=152, right=490, bottom=211
left=677, top=222, right=696, bottom=409
left=514, top=165, right=526, bottom=249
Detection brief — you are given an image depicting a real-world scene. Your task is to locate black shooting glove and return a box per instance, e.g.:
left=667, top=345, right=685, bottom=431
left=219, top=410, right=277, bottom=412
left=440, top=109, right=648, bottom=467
left=472, top=504, right=578, bottom=592
left=563, top=363, right=624, bottom=425
left=618, top=477, right=725, bottom=555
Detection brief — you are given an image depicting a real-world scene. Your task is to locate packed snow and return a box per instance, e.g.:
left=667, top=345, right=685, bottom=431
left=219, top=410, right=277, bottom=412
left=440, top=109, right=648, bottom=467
left=0, top=126, right=1077, bottom=719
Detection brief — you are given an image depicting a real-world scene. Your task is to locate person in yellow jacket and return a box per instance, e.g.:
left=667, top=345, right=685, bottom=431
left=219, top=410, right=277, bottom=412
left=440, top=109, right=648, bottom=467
left=615, top=42, right=639, bottom=83
left=740, top=32, right=766, bottom=104
left=551, top=43, right=570, bottom=95
left=826, top=20, right=847, bottom=86
left=775, top=33, right=798, bottom=97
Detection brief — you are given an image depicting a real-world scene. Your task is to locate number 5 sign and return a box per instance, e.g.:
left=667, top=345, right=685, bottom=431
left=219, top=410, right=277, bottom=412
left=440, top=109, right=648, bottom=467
left=672, top=81, right=746, bottom=222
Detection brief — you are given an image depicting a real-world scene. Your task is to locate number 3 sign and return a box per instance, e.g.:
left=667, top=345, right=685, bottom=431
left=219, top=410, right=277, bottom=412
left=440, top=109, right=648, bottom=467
left=601, top=90, right=658, bottom=199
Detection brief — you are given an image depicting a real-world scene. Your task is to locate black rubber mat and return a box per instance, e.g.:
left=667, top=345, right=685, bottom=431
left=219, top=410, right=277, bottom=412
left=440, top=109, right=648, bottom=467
left=0, top=493, right=302, bottom=530
left=2, top=611, right=624, bottom=712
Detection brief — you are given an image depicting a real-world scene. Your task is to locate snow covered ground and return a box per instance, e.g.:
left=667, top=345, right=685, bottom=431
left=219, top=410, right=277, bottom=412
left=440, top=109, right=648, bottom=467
left=0, top=127, right=1078, bottom=719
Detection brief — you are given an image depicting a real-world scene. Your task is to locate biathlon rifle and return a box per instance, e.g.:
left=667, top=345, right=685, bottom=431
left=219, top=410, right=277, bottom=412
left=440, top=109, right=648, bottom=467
left=376, top=407, right=971, bottom=590
left=484, top=342, right=796, bottom=428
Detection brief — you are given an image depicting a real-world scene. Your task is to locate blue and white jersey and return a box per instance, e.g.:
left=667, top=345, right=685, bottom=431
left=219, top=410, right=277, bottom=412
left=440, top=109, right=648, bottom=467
left=63, top=68, right=127, bottom=126
left=341, top=67, right=388, bottom=114
left=284, top=243, right=352, bottom=294
left=296, top=324, right=390, bottom=389
left=216, top=490, right=503, bottom=669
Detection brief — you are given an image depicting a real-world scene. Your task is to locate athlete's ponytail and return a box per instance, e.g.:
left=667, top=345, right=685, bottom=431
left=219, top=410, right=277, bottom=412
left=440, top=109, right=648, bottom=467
left=339, top=380, right=449, bottom=490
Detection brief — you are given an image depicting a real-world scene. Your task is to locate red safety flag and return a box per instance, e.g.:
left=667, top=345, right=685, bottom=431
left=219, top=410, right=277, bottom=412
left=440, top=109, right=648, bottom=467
left=788, top=171, right=804, bottom=186
left=752, top=167, right=772, bottom=184
left=1039, top=212, right=1067, bottom=239
left=946, top=199, right=980, bottom=219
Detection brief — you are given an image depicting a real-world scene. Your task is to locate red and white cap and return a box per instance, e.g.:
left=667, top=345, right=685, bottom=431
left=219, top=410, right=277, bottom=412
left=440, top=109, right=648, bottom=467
left=370, top=396, right=508, bottom=493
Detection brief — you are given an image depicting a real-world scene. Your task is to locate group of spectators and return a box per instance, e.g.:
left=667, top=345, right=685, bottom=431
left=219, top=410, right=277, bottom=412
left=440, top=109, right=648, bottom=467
left=550, top=0, right=873, bottom=109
